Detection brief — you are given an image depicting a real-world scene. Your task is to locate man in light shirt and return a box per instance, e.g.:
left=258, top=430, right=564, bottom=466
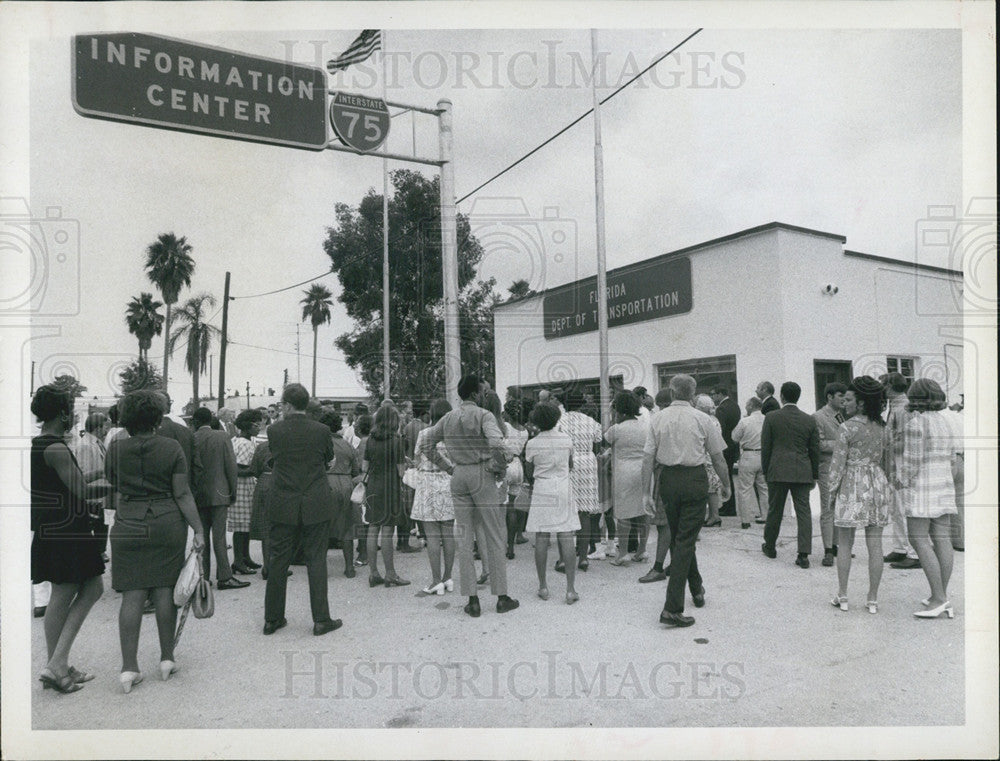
left=812, top=382, right=847, bottom=565
left=74, top=412, right=111, bottom=561
left=732, top=396, right=769, bottom=528
left=641, top=375, right=730, bottom=628
left=637, top=387, right=674, bottom=583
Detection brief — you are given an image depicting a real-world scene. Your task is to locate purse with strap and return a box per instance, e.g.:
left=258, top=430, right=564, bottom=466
left=173, top=547, right=201, bottom=606
left=191, top=567, right=214, bottom=619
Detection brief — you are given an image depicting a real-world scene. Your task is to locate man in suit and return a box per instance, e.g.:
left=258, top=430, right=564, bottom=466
left=156, top=393, right=197, bottom=489
left=761, top=381, right=820, bottom=568
left=191, top=407, right=248, bottom=590
left=263, top=383, right=342, bottom=636
left=711, top=386, right=742, bottom=516
left=756, top=381, right=780, bottom=416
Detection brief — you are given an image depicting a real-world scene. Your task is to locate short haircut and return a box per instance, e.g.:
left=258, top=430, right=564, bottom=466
left=758, top=381, right=775, bottom=396
left=885, top=372, right=910, bottom=394
left=235, top=409, right=262, bottom=433
left=906, top=378, right=947, bottom=413
left=654, top=388, right=673, bottom=407
left=429, top=398, right=452, bottom=424
left=824, top=382, right=848, bottom=400
left=503, top=397, right=526, bottom=425
left=318, top=410, right=342, bottom=434
left=612, top=390, right=641, bottom=418
left=30, top=385, right=73, bottom=423
left=711, top=386, right=728, bottom=397
left=529, top=401, right=561, bottom=431
left=354, top=413, right=373, bottom=437
left=694, top=394, right=714, bottom=413
left=192, top=407, right=213, bottom=427
left=282, top=383, right=310, bottom=410
left=119, top=390, right=164, bottom=435
left=371, top=404, right=400, bottom=439
left=780, top=381, right=802, bottom=404
left=668, top=374, right=697, bottom=401
left=745, top=397, right=763, bottom=412
left=457, top=374, right=480, bottom=401
left=84, top=412, right=108, bottom=433
left=108, top=404, right=119, bottom=425
left=633, top=386, right=647, bottom=398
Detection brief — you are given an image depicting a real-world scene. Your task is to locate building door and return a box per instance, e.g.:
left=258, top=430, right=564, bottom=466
left=813, top=360, right=852, bottom=411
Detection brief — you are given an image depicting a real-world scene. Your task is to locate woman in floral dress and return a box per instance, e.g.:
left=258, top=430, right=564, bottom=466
left=411, top=399, right=456, bottom=594
left=556, top=391, right=602, bottom=571
left=828, top=376, right=891, bottom=613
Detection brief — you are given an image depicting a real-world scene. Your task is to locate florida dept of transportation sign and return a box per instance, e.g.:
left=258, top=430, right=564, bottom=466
left=72, top=33, right=328, bottom=150
left=329, top=92, right=390, bottom=153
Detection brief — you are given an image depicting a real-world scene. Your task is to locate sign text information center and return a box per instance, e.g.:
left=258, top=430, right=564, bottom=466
left=73, top=33, right=327, bottom=150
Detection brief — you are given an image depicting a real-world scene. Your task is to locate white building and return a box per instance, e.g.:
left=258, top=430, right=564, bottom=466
left=493, top=222, right=964, bottom=411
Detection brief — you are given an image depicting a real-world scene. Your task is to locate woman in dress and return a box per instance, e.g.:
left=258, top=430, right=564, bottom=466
left=556, top=390, right=603, bottom=571
left=320, top=410, right=361, bottom=577
left=695, top=394, right=725, bottom=527
left=247, top=436, right=277, bottom=580
left=105, top=390, right=205, bottom=693
left=31, top=385, right=111, bottom=694
left=604, top=391, right=650, bottom=567
left=502, top=397, right=531, bottom=559
left=229, top=409, right=262, bottom=574
left=411, top=398, right=457, bottom=594
left=828, top=376, right=891, bottom=613
left=525, top=402, right=580, bottom=604
left=363, top=405, right=409, bottom=587
left=900, top=378, right=960, bottom=619
left=352, top=413, right=374, bottom=567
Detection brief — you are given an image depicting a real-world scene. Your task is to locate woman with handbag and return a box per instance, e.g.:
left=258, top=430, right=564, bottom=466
left=320, top=410, right=362, bottom=577
left=502, top=398, right=530, bottom=559
left=411, top=399, right=456, bottom=594
left=105, top=390, right=205, bottom=693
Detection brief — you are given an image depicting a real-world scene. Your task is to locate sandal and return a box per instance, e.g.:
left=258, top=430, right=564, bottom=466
left=830, top=595, right=849, bottom=612
left=68, top=666, right=95, bottom=683
left=39, top=669, right=83, bottom=694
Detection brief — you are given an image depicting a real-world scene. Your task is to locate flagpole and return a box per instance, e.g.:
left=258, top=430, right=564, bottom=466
left=381, top=30, right=391, bottom=402
left=591, top=29, right=611, bottom=432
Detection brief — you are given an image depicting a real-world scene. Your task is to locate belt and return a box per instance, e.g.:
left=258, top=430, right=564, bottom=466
left=121, top=493, right=172, bottom=501
left=742, top=448, right=761, bottom=452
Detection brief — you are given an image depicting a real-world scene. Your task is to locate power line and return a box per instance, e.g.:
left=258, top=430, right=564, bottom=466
left=231, top=271, right=336, bottom=300
left=228, top=339, right=352, bottom=364
left=456, top=28, right=703, bottom=205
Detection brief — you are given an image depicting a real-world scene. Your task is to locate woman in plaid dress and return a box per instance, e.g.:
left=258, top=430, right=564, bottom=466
left=229, top=409, right=262, bottom=574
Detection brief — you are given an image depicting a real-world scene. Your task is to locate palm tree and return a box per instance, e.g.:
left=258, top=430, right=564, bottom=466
left=300, top=283, right=333, bottom=396
left=144, top=233, right=195, bottom=390
left=125, top=292, right=165, bottom=361
left=169, top=292, right=220, bottom=406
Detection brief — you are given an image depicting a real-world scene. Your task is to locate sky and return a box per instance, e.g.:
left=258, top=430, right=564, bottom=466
left=1, top=5, right=982, bottom=410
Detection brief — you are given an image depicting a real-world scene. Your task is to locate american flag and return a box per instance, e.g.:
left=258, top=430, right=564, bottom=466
left=326, top=30, right=381, bottom=73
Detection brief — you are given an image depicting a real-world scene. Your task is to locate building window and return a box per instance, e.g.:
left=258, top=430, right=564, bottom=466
left=655, top=354, right=737, bottom=401
left=886, top=356, right=916, bottom=385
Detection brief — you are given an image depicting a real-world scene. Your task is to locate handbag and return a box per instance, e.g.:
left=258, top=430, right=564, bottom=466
left=191, top=572, right=214, bottom=619
left=402, top=467, right=419, bottom=489
left=173, top=548, right=201, bottom=606
left=350, top=474, right=368, bottom=505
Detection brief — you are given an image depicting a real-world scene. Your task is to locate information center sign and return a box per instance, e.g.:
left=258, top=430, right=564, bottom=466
left=72, top=33, right=328, bottom=150
left=543, top=256, right=692, bottom=340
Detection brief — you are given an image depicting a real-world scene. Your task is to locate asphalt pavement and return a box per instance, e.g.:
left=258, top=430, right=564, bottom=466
left=31, top=508, right=965, bottom=732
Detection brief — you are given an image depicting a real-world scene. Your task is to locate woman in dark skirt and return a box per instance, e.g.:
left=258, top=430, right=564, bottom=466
left=31, top=385, right=112, bottom=694
left=248, top=438, right=275, bottom=578
left=363, top=405, right=409, bottom=587
left=320, top=410, right=362, bottom=576
left=105, top=390, right=205, bottom=693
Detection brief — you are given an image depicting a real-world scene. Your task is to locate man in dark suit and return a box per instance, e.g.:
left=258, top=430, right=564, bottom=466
left=711, top=386, right=741, bottom=516
left=192, top=407, right=248, bottom=590
left=156, top=393, right=197, bottom=489
left=760, top=382, right=820, bottom=568
left=756, top=381, right=780, bottom=415
left=263, top=383, right=342, bottom=636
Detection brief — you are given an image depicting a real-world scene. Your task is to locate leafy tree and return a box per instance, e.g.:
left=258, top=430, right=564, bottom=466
left=118, top=358, right=164, bottom=394
left=168, top=292, right=220, bottom=407
left=125, top=292, right=165, bottom=361
left=507, top=279, right=536, bottom=300
left=300, top=283, right=333, bottom=396
left=144, top=233, right=195, bottom=389
left=323, top=169, right=494, bottom=402
left=50, top=375, right=87, bottom=398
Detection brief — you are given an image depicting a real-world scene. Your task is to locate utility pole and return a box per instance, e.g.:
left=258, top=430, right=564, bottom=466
left=591, top=30, right=611, bottom=432
left=246, top=381, right=251, bottom=410
left=218, top=271, right=230, bottom=410
left=208, top=354, right=214, bottom=400
left=296, top=323, right=301, bottom=382
left=438, top=98, right=460, bottom=408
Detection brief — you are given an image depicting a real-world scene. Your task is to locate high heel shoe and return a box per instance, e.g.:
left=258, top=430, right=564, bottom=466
left=565, top=591, right=580, bottom=605
left=120, top=671, right=143, bottom=694
left=39, top=669, right=83, bottom=694
left=537, top=587, right=550, bottom=601
left=914, top=601, right=954, bottom=619
left=421, top=581, right=446, bottom=595
left=865, top=600, right=878, bottom=615
left=443, top=578, right=454, bottom=592
left=830, top=595, right=848, bottom=612
left=159, top=660, right=178, bottom=681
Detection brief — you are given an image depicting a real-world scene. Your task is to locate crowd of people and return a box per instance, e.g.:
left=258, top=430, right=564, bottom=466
left=29, top=370, right=964, bottom=694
